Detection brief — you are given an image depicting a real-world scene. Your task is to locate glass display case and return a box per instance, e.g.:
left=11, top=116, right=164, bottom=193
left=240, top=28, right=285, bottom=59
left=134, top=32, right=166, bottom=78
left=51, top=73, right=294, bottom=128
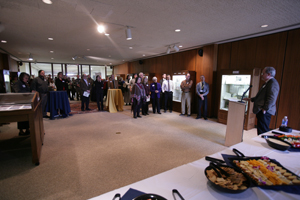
left=172, top=74, right=186, bottom=102
left=217, top=69, right=261, bottom=130
left=220, top=74, right=251, bottom=112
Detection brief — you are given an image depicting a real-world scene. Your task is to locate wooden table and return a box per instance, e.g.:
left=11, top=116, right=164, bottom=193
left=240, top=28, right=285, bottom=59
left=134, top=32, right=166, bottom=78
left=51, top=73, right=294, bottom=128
left=106, top=89, right=124, bottom=113
left=0, top=93, right=45, bottom=165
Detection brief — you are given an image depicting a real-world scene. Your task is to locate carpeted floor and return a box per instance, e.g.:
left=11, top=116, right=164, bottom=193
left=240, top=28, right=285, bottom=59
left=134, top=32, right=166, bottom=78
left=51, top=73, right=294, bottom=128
left=0, top=105, right=257, bottom=200
left=69, top=100, right=101, bottom=115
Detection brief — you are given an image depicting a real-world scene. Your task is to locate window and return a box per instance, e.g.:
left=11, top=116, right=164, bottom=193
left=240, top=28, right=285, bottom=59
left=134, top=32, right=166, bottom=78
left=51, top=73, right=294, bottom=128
left=19, top=63, right=30, bottom=75
left=82, top=65, right=89, bottom=77
left=66, top=64, right=78, bottom=78
left=31, top=63, right=51, bottom=78
left=91, top=65, right=105, bottom=80
left=53, top=64, right=62, bottom=79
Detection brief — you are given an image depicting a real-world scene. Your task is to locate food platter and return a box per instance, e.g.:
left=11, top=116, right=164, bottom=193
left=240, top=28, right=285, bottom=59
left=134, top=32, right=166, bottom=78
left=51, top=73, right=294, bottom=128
left=204, top=162, right=251, bottom=193
left=262, top=135, right=300, bottom=152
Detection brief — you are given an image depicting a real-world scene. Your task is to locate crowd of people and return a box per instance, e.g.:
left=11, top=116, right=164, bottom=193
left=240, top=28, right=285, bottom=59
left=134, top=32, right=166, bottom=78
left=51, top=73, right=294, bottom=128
left=3, top=66, right=279, bottom=136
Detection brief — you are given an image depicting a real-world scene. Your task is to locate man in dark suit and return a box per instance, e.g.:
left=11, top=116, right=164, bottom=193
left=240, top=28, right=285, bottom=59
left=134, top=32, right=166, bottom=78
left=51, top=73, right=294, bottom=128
left=80, top=74, right=92, bottom=111
left=196, top=75, right=209, bottom=120
left=150, top=76, right=162, bottom=114
left=245, top=67, right=280, bottom=135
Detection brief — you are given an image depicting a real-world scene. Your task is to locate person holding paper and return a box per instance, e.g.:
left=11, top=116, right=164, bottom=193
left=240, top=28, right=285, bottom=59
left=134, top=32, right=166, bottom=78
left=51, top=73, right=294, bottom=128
left=80, top=74, right=92, bottom=111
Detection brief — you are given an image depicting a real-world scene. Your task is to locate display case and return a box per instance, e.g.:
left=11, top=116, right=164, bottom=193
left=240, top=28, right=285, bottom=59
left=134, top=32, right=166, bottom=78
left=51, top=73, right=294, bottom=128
left=218, top=69, right=261, bottom=130
left=0, top=93, right=45, bottom=165
left=172, top=71, right=196, bottom=114
left=219, top=74, right=251, bottom=112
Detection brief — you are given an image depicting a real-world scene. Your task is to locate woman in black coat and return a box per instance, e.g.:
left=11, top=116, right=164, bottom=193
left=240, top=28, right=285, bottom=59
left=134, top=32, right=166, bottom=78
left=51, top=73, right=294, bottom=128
left=13, top=72, right=31, bottom=136
left=94, top=75, right=104, bottom=111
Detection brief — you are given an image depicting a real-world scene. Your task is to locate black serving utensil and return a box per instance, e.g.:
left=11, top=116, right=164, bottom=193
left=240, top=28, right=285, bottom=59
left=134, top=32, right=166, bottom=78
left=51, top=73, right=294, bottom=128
left=133, top=194, right=167, bottom=200
left=209, top=162, right=230, bottom=177
left=112, top=193, right=121, bottom=200
left=205, top=156, right=226, bottom=164
left=172, top=189, right=185, bottom=200
left=232, top=148, right=246, bottom=157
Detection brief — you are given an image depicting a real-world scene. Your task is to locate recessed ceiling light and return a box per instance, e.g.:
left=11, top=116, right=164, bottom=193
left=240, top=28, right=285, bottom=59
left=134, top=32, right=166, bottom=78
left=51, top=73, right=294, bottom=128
left=50, top=51, right=54, bottom=53
left=261, top=25, right=268, bottom=28
left=97, top=25, right=105, bottom=33
left=179, top=45, right=182, bottom=48
left=110, top=63, right=112, bottom=64
left=87, top=49, right=90, bottom=51
left=1, top=40, right=7, bottom=43
left=48, top=37, right=53, bottom=41
left=129, top=47, right=133, bottom=49
left=143, top=54, right=145, bottom=56
left=42, top=0, right=53, bottom=4
left=105, top=33, right=109, bottom=36
left=51, top=58, right=54, bottom=59
left=123, top=60, right=125, bottom=61
left=175, top=29, right=181, bottom=32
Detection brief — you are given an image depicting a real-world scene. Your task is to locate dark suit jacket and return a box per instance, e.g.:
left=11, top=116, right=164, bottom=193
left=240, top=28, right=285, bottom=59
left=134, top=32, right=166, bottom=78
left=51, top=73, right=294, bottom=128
left=251, top=78, right=280, bottom=115
left=108, top=80, right=118, bottom=89
left=150, top=82, right=162, bottom=98
left=80, top=79, right=92, bottom=95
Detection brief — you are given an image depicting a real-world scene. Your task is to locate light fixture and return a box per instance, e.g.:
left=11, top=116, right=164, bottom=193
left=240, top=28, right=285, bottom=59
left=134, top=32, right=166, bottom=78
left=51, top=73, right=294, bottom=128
left=166, top=46, right=171, bottom=54
left=179, top=45, right=182, bottom=48
left=72, top=55, right=78, bottom=60
left=175, top=29, right=181, bottom=32
left=28, top=53, right=33, bottom=61
left=261, top=24, right=268, bottom=28
left=48, top=37, right=53, bottom=41
left=105, top=33, right=109, bottom=36
left=174, top=45, right=179, bottom=52
left=50, top=50, right=54, bottom=53
left=97, top=25, right=105, bottom=33
left=129, top=47, right=133, bottom=49
left=126, top=26, right=132, bottom=40
left=42, top=0, right=53, bottom=4
left=143, top=54, right=145, bottom=56
left=1, top=40, right=7, bottom=43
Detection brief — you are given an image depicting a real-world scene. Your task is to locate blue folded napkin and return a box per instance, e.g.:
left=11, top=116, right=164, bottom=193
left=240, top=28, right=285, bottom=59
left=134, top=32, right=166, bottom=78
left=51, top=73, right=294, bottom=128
left=121, top=188, right=145, bottom=200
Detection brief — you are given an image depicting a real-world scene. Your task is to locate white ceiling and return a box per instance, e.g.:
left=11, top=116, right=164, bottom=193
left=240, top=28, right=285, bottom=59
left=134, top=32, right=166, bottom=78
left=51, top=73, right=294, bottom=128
left=0, top=0, right=300, bottom=66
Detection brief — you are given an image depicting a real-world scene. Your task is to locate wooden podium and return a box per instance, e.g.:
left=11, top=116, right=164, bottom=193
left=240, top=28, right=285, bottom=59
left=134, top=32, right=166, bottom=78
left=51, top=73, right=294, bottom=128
left=224, top=101, right=246, bottom=147
left=0, top=93, right=45, bottom=165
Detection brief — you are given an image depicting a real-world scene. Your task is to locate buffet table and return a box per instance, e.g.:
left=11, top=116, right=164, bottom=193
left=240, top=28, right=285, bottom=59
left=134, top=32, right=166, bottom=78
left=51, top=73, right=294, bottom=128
left=106, top=89, right=124, bottom=113
left=46, top=91, right=71, bottom=119
left=90, top=129, right=300, bottom=200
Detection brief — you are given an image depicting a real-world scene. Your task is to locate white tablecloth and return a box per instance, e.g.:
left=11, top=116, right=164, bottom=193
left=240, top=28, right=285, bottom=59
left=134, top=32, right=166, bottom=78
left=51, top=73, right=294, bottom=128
left=90, top=129, right=300, bottom=200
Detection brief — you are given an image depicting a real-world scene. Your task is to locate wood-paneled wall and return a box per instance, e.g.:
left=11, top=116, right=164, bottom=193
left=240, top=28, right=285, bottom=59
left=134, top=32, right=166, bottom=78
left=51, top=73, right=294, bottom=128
left=217, top=29, right=300, bottom=130
left=114, top=45, right=216, bottom=116
left=115, top=28, right=300, bottom=130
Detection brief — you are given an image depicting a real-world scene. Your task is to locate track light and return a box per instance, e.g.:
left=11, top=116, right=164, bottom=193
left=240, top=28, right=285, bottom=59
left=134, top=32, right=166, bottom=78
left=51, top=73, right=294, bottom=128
left=72, top=55, right=78, bottom=60
left=126, top=26, right=132, bottom=40
left=28, top=53, right=33, bottom=61
left=166, top=46, right=171, bottom=54
left=174, top=45, right=179, bottom=52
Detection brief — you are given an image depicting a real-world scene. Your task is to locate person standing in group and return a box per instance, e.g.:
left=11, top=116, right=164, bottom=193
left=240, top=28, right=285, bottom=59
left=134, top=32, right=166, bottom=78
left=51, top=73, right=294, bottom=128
left=80, top=74, right=92, bottom=111
left=244, top=67, right=280, bottom=135
left=196, top=75, right=209, bottom=120
left=150, top=76, right=162, bottom=114
left=94, top=75, right=104, bottom=111
left=13, top=72, right=31, bottom=135
left=130, top=73, right=137, bottom=92
left=160, top=73, right=166, bottom=110
left=139, top=72, right=144, bottom=79
left=70, top=77, right=76, bottom=100
left=162, top=74, right=174, bottom=113
left=123, top=75, right=131, bottom=105
left=55, top=72, right=67, bottom=91
left=31, top=70, right=49, bottom=118
left=142, top=76, right=150, bottom=115
left=75, top=75, right=81, bottom=101
left=131, top=76, right=146, bottom=118
left=108, top=74, right=118, bottom=89
left=180, top=73, right=193, bottom=116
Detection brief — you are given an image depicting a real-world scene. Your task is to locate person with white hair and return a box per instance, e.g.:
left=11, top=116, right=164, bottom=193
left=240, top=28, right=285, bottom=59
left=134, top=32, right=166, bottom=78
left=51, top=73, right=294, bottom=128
left=150, top=76, right=162, bottom=114
left=244, top=66, right=280, bottom=135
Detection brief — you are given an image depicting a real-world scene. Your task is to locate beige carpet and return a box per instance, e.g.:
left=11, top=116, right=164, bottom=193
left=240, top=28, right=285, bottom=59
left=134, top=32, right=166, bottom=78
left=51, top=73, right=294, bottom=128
left=0, top=105, right=257, bottom=200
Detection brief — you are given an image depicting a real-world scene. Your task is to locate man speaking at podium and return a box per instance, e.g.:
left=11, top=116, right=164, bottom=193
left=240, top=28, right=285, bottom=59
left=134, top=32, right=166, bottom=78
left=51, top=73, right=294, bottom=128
left=244, top=67, right=279, bottom=135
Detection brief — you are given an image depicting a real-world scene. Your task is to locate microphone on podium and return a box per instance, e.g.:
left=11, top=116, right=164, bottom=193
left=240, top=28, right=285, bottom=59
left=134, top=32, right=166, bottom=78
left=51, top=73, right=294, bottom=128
left=240, top=85, right=252, bottom=102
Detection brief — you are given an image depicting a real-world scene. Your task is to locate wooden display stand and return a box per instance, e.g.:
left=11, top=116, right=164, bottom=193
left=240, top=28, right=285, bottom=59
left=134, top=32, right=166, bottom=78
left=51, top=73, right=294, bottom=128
left=224, top=101, right=246, bottom=147
left=0, top=93, right=45, bottom=165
